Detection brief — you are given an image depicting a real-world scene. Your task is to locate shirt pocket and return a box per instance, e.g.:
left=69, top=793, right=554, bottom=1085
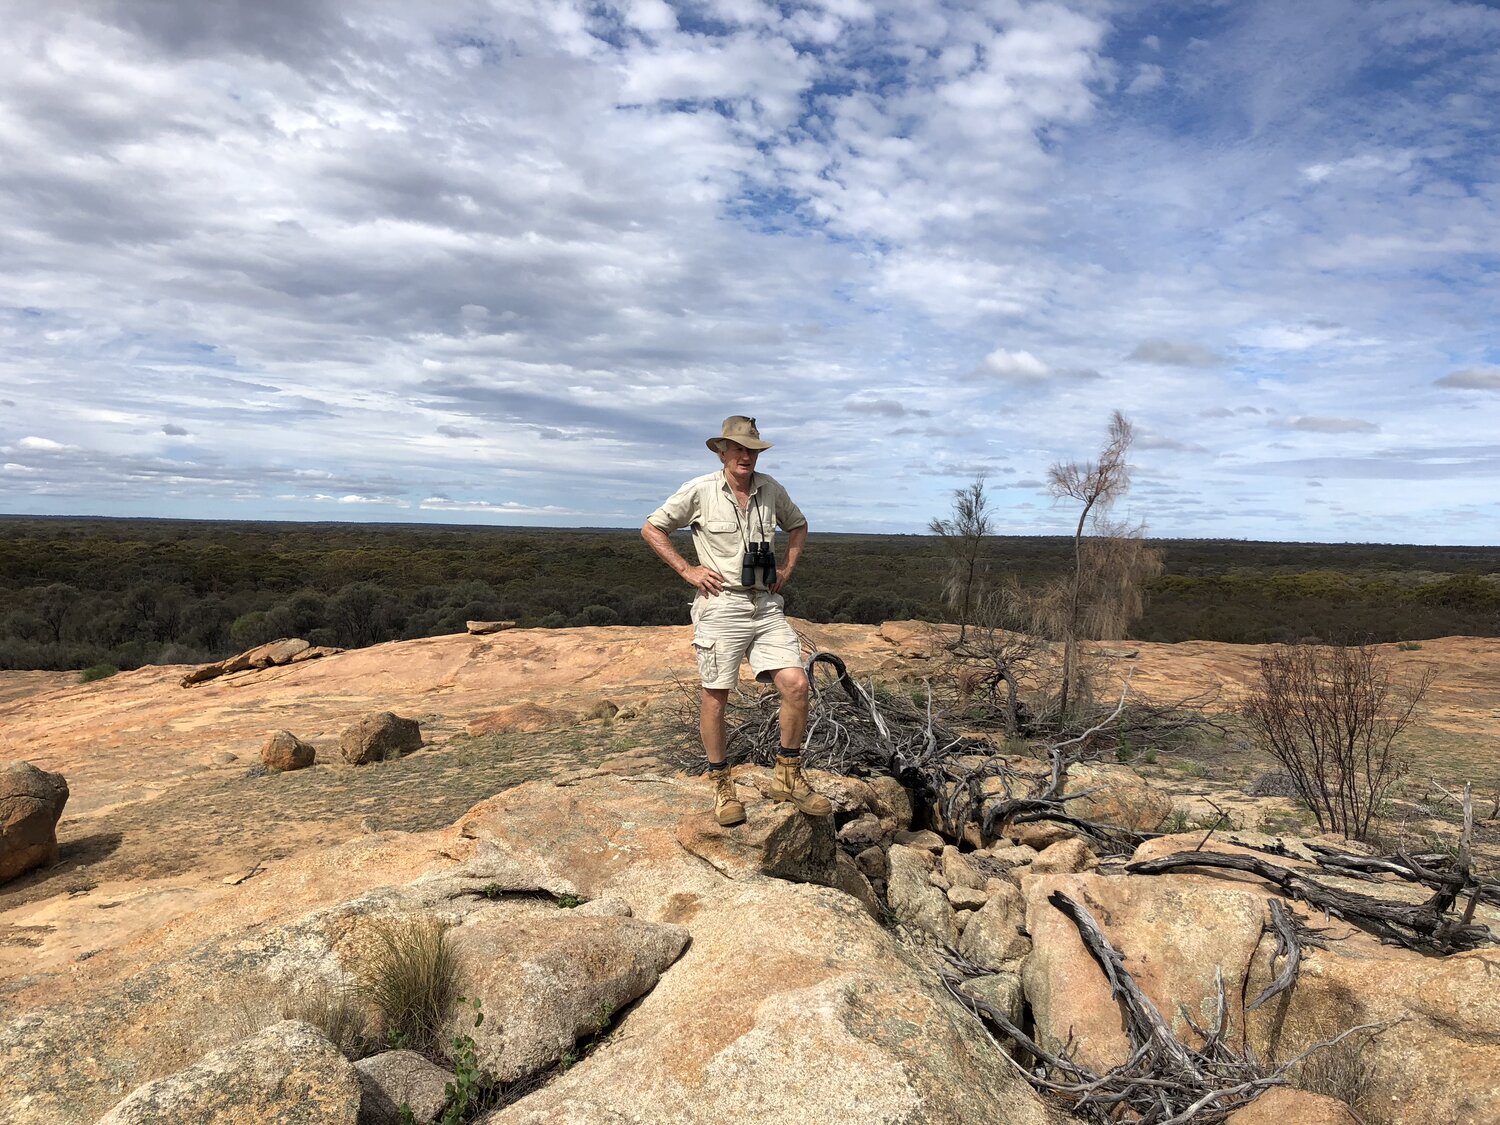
left=704, top=520, right=737, bottom=534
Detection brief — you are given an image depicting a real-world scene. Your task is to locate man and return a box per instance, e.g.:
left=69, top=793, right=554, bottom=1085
left=642, top=416, right=832, bottom=826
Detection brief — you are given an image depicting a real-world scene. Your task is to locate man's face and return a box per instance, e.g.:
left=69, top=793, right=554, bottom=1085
left=718, top=440, right=759, bottom=478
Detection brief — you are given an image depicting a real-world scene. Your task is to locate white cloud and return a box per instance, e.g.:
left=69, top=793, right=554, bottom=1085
left=420, top=497, right=577, bottom=515
left=1126, top=63, right=1165, bottom=95
left=337, top=494, right=408, bottom=506
left=983, top=349, right=1051, bottom=381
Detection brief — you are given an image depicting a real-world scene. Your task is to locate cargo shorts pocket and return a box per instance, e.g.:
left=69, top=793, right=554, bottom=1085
left=692, top=637, right=718, bottom=683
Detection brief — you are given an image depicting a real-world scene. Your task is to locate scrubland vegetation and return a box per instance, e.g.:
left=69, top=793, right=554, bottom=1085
left=0, top=514, right=1497, bottom=671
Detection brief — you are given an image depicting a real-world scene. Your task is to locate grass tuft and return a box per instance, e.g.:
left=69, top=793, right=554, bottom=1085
left=281, top=977, right=372, bottom=1059
left=361, top=915, right=459, bottom=1055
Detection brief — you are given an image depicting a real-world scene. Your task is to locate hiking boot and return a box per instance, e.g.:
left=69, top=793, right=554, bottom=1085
left=709, top=765, right=746, bottom=827
left=768, top=754, right=832, bottom=817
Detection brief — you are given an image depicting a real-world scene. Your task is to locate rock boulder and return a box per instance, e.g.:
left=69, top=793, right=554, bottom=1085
left=1223, top=1087, right=1360, bottom=1124
left=886, top=843, right=958, bottom=945
left=0, top=760, right=69, bottom=883
left=482, top=880, right=1061, bottom=1125
left=676, top=800, right=837, bottom=886
left=449, top=911, right=689, bottom=1084
left=260, top=730, right=315, bottom=772
left=355, top=1050, right=453, bottom=1125
left=339, top=712, right=422, bottom=765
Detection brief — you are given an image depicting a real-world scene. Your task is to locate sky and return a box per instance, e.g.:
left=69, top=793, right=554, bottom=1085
left=0, top=0, right=1497, bottom=544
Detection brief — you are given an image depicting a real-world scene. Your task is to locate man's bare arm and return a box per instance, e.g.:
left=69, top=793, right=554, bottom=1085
left=641, top=521, right=725, bottom=595
left=770, top=523, right=807, bottom=594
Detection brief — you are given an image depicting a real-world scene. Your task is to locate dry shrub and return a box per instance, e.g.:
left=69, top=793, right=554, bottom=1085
left=281, top=977, right=372, bottom=1058
left=1243, top=642, right=1432, bottom=840
left=359, top=915, right=458, bottom=1054
left=1289, top=1030, right=1379, bottom=1119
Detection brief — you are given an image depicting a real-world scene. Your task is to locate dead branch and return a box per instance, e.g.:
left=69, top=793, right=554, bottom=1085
left=1128, top=849, right=1496, bottom=954
left=1247, top=899, right=1327, bottom=1011
left=942, top=889, right=1385, bottom=1123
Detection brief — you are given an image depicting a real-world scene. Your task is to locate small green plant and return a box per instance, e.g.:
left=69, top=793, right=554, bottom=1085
left=480, top=883, right=503, bottom=900
left=79, top=663, right=119, bottom=683
left=1140, top=748, right=1157, bottom=765
left=560, top=1047, right=579, bottom=1070
left=592, top=1000, right=615, bottom=1034
left=555, top=893, right=582, bottom=909
left=1160, top=808, right=1191, bottom=834
left=1179, top=760, right=1207, bottom=779
left=1396, top=640, right=1423, bottom=651
left=362, top=916, right=458, bottom=1055
left=397, top=1105, right=418, bottom=1125
left=439, top=996, right=492, bottom=1125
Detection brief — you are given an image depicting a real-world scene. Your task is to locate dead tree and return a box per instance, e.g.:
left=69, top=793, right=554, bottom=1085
left=1042, top=413, right=1162, bottom=723
left=929, top=476, right=994, bottom=645
left=1128, top=790, right=1496, bottom=955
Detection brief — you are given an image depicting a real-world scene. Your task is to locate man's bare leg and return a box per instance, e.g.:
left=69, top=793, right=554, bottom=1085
left=700, top=686, right=730, bottom=764
left=771, top=666, right=809, bottom=750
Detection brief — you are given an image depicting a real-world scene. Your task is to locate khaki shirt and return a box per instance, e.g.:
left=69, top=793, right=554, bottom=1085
left=647, top=470, right=807, bottom=590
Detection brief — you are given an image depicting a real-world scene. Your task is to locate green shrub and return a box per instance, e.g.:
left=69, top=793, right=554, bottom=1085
left=361, top=916, right=458, bottom=1054
left=78, top=663, right=119, bottom=683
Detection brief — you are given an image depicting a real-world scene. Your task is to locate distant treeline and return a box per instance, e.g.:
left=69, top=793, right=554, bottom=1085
left=1, top=517, right=1498, bottom=671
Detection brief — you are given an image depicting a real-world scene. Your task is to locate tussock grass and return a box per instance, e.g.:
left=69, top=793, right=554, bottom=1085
left=360, top=915, right=459, bottom=1054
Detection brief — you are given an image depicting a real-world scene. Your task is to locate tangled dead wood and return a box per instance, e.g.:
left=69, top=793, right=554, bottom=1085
left=1128, top=803, right=1497, bottom=955
left=803, top=651, right=1163, bottom=853
left=665, top=647, right=1178, bottom=852
left=942, top=890, right=1384, bottom=1124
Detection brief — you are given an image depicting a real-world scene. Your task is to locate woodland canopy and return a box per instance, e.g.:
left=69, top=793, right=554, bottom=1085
left=1, top=516, right=1497, bottom=672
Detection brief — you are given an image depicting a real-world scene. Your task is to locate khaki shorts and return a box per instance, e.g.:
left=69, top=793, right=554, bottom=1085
left=690, top=590, right=802, bottom=690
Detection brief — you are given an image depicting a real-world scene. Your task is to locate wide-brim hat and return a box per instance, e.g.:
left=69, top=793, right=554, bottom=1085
left=707, top=415, right=773, bottom=453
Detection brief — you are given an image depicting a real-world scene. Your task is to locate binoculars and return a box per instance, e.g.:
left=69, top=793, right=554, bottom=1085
left=740, top=540, right=777, bottom=588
